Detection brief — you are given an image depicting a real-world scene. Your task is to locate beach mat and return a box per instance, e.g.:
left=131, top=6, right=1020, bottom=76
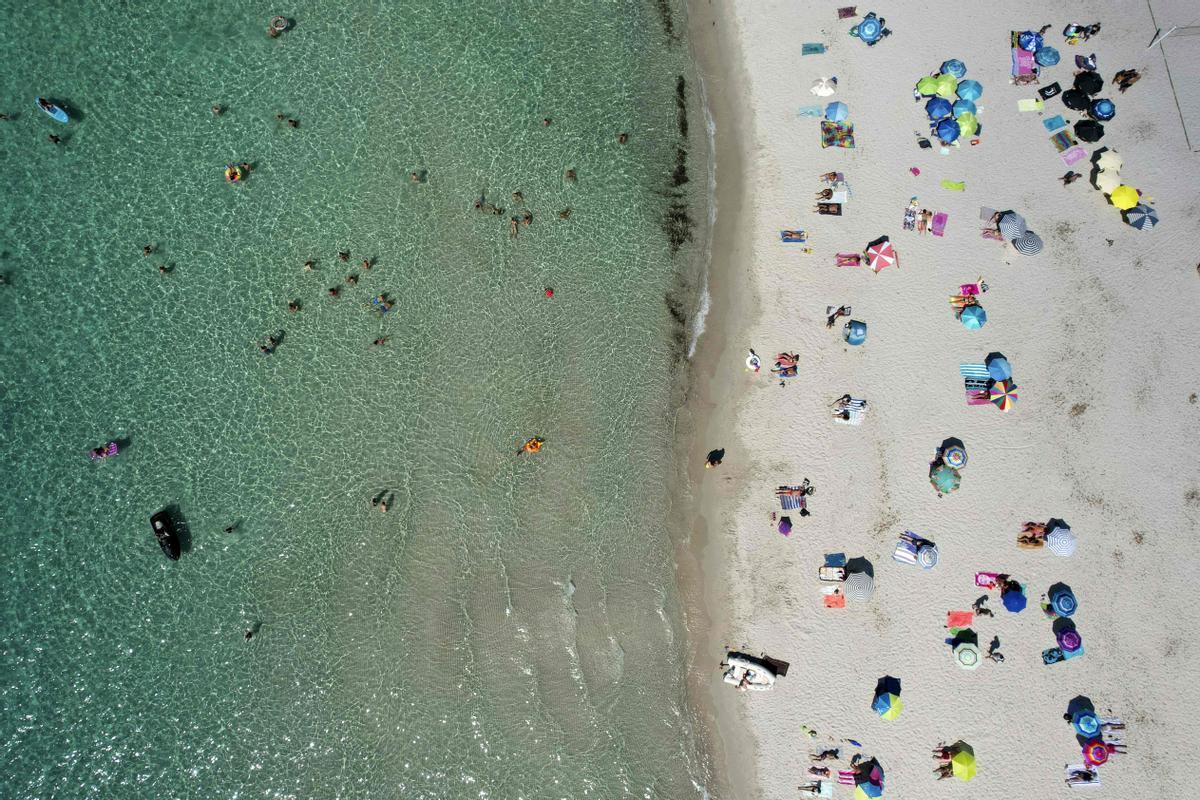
left=820, top=120, right=855, bottom=148
left=941, top=179, right=965, bottom=191
left=803, top=42, right=826, bottom=55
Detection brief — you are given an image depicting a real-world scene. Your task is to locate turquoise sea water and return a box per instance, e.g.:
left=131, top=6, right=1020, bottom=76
left=0, top=3, right=708, bottom=797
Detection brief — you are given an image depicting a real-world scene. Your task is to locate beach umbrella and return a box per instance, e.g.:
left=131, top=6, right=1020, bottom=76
left=985, top=354, right=1012, bottom=381
left=855, top=14, right=882, bottom=44
left=952, top=98, right=976, bottom=117
left=954, top=640, right=980, bottom=669
left=1126, top=203, right=1158, bottom=231
left=997, top=211, right=1027, bottom=239
left=930, top=464, right=961, bottom=494
left=1095, top=169, right=1123, bottom=193
left=925, top=96, right=953, bottom=120
left=1111, top=185, right=1139, bottom=210
left=854, top=783, right=883, bottom=800
left=960, top=304, right=987, bottom=329
left=941, top=445, right=967, bottom=469
left=940, top=59, right=966, bottom=78
left=935, top=118, right=961, bottom=143
left=1074, top=119, right=1105, bottom=142
left=955, top=111, right=978, bottom=137
left=845, top=320, right=868, bottom=345
left=1050, top=585, right=1077, bottom=617
left=1058, top=629, right=1083, bottom=653
left=1001, top=585, right=1027, bottom=612
left=956, top=79, right=982, bottom=101
left=865, top=236, right=897, bottom=273
left=916, top=75, right=940, bottom=96
left=1089, top=98, right=1116, bottom=121
left=811, top=77, right=838, bottom=97
left=916, top=544, right=939, bottom=570
left=1046, top=525, right=1077, bottom=556
left=1012, top=230, right=1043, bottom=255
left=951, top=744, right=977, bottom=781
left=1073, top=711, right=1100, bottom=737
left=844, top=571, right=875, bottom=601
left=989, top=379, right=1018, bottom=412
left=1074, top=71, right=1104, bottom=95
left=1035, top=46, right=1061, bottom=66
left=872, top=691, right=903, bottom=720
left=1083, top=740, right=1109, bottom=767
left=1018, top=31, right=1044, bottom=52
left=1062, top=89, right=1090, bottom=111
left=778, top=516, right=793, bottom=535
left=826, top=101, right=849, bottom=121
left=935, top=72, right=958, bottom=99
left=1096, top=149, right=1123, bottom=172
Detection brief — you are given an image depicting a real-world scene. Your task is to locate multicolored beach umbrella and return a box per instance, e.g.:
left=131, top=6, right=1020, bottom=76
left=930, top=464, right=961, bottom=494
left=1073, top=711, right=1100, bottom=737
left=941, top=445, right=967, bottom=469
left=951, top=742, right=977, bottom=781
left=1083, top=740, right=1109, bottom=767
left=854, top=783, right=883, bottom=800
left=872, top=691, right=903, bottom=720
left=959, top=305, right=986, bottom=330
left=865, top=236, right=897, bottom=273
left=989, top=379, right=1018, bottom=412
left=954, top=640, right=981, bottom=669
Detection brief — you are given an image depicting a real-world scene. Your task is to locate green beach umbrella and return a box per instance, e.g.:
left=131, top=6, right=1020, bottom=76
left=935, top=73, right=958, bottom=99
left=956, top=111, right=978, bottom=137
left=951, top=742, right=977, bottom=780
left=916, top=75, right=939, bottom=96
left=930, top=464, right=961, bottom=494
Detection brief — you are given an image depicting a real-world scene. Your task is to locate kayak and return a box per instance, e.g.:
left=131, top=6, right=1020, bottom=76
left=36, top=97, right=69, bottom=123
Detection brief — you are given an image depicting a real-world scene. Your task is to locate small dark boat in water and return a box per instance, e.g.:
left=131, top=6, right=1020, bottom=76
left=150, top=509, right=181, bottom=560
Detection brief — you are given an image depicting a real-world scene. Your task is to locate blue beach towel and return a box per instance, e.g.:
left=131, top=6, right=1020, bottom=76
left=798, top=105, right=824, bottom=118
left=959, top=363, right=989, bottom=378
left=1042, top=114, right=1066, bottom=132
left=803, top=42, right=826, bottom=55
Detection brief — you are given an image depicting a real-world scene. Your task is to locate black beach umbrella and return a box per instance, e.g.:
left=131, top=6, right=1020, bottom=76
left=1062, top=89, right=1090, bottom=111
left=1073, top=70, right=1104, bottom=95
left=1074, top=119, right=1105, bottom=142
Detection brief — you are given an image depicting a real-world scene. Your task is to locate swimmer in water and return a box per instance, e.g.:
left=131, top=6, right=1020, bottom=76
left=345, top=274, right=358, bottom=286
left=558, top=208, right=571, bottom=220
left=287, top=118, right=299, bottom=128
left=212, top=104, right=223, bottom=116
left=512, top=191, right=524, bottom=204
left=143, top=244, right=154, bottom=256
left=328, top=287, right=339, bottom=298
left=158, top=264, right=170, bottom=275
left=338, top=251, right=350, bottom=262
left=361, top=259, right=371, bottom=270
left=618, top=132, right=629, bottom=144
left=542, top=117, right=552, bottom=126
left=372, top=337, right=389, bottom=346
left=565, top=169, right=577, bottom=183
left=303, top=260, right=315, bottom=271
left=287, top=300, right=300, bottom=313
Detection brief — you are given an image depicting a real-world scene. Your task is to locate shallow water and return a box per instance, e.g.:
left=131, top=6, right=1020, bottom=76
left=0, top=2, right=707, bottom=797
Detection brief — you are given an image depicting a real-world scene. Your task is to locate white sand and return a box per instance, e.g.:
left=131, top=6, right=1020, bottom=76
left=683, top=1, right=1200, bottom=798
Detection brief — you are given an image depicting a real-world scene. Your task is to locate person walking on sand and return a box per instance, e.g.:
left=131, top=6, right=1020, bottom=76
left=1061, top=171, right=1081, bottom=186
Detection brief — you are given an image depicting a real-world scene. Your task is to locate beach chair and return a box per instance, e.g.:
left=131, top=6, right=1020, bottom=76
left=931, top=212, right=948, bottom=237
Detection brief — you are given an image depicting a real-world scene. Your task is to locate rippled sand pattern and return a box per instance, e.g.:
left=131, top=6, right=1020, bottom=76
left=0, top=2, right=704, bottom=797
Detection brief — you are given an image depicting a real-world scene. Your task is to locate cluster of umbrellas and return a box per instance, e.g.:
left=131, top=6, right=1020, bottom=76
left=996, top=210, right=1043, bottom=256
left=930, top=437, right=966, bottom=495
left=986, top=353, right=1018, bottom=412
left=1063, top=70, right=1116, bottom=144
left=1092, top=149, right=1158, bottom=229
left=1016, top=29, right=1059, bottom=67
left=1072, top=711, right=1111, bottom=767
left=915, top=59, right=982, bottom=145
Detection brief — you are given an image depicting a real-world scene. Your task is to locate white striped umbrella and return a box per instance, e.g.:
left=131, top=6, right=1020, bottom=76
left=917, top=544, right=939, bottom=570
left=1012, top=230, right=1043, bottom=255
left=1126, top=204, right=1158, bottom=231
left=844, top=571, right=875, bottom=601
left=997, top=211, right=1027, bottom=239
left=1046, top=525, right=1077, bottom=557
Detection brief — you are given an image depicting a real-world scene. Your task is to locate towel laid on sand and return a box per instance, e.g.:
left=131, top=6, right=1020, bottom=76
left=820, top=120, right=855, bottom=148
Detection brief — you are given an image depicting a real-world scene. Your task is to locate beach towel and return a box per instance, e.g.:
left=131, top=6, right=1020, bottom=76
left=1018, top=97, right=1045, bottom=112
left=1050, top=130, right=1076, bottom=153
left=837, top=6, right=857, bottom=19
left=1064, top=764, right=1102, bottom=788
left=960, top=363, right=989, bottom=378
left=798, top=104, right=825, bottom=118
left=931, top=212, right=948, bottom=237
left=903, top=202, right=917, bottom=231
left=1011, top=46, right=1037, bottom=77
left=947, top=610, right=974, bottom=629
left=893, top=539, right=918, bottom=564
left=824, top=552, right=846, bottom=567
left=816, top=203, right=843, bottom=216
left=802, top=42, right=826, bottom=55
left=964, top=378, right=989, bottom=392
left=823, top=592, right=846, bottom=609
left=1038, top=82, right=1062, bottom=100
left=780, top=230, right=807, bottom=242
left=967, top=391, right=992, bottom=405
left=836, top=252, right=862, bottom=267
left=1060, top=145, right=1087, bottom=167
left=837, top=771, right=857, bottom=786
left=979, top=206, right=997, bottom=222
left=820, top=120, right=855, bottom=149
left=1042, top=114, right=1067, bottom=132
left=941, top=179, right=965, bottom=191
left=975, top=571, right=1000, bottom=588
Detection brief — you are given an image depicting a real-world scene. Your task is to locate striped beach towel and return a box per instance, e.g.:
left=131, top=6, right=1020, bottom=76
left=960, top=363, right=989, bottom=378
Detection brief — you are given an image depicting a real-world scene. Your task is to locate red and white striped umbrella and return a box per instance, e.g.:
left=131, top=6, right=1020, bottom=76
left=866, top=237, right=897, bottom=273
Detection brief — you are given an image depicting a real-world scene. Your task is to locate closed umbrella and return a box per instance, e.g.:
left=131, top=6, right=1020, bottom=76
left=1017, top=30, right=1043, bottom=52
left=930, top=464, right=961, bottom=494
left=954, top=640, right=981, bottom=669
left=1012, top=230, right=1043, bottom=255
left=916, top=544, right=939, bottom=570
left=989, top=379, right=1018, bottom=412
left=935, top=72, right=958, bottom=99
left=844, top=571, right=875, bottom=601
left=1089, top=98, right=1116, bottom=121
left=1046, top=525, right=1077, bottom=556
left=1074, top=119, right=1105, bottom=142
left=1110, top=185, right=1139, bottom=210
left=940, top=59, right=967, bottom=78
left=1074, top=71, right=1104, bottom=95
left=950, top=743, right=977, bottom=781
left=865, top=236, right=897, bottom=273
left=1062, top=89, right=1090, bottom=111
left=1050, top=586, right=1077, bottom=617
left=1095, top=170, right=1122, bottom=193
left=955, top=111, right=978, bottom=137
left=956, top=79, right=982, bottom=101
left=1035, top=46, right=1060, bottom=66
left=925, top=96, right=953, bottom=120
left=1073, top=711, right=1100, bottom=737
left=997, top=211, right=1027, bottom=239
left=1096, top=149, right=1123, bottom=172
left=916, top=75, right=940, bottom=96
left=985, top=354, right=1012, bottom=381
left=1126, top=203, right=1158, bottom=231
left=941, top=445, right=967, bottom=469
left=960, top=304, right=987, bottom=329
left=952, top=98, right=976, bottom=117
left=1001, top=586, right=1027, bottom=612
left=826, top=101, right=849, bottom=121
left=935, top=117, right=961, bottom=143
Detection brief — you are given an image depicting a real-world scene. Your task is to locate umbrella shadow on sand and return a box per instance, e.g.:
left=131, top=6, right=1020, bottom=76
left=846, top=556, right=874, bottom=578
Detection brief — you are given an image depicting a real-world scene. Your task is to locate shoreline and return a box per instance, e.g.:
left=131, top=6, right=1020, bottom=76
left=675, top=1, right=758, bottom=797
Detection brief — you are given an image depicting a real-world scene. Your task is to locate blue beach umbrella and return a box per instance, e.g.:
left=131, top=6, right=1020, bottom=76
left=956, top=79, right=982, bottom=101
left=826, top=101, right=849, bottom=121
left=1126, top=203, right=1158, bottom=231
left=1018, top=30, right=1044, bottom=52
left=1073, top=712, right=1100, bottom=737
left=1050, top=586, right=1078, bottom=617
left=1090, top=98, right=1116, bottom=121
left=845, top=320, right=867, bottom=345
left=940, top=59, right=967, bottom=78
left=986, top=354, right=1012, bottom=381
left=960, top=305, right=987, bottom=329
left=936, top=117, right=961, bottom=142
left=1002, top=587, right=1027, bottom=613
left=1035, top=46, right=1061, bottom=66
left=925, top=96, right=953, bottom=120
left=856, top=14, right=882, bottom=44
left=952, top=99, right=976, bottom=117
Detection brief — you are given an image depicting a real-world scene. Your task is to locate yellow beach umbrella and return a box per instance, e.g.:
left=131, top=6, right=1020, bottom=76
left=951, top=744, right=977, bottom=781
left=1110, top=185, right=1139, bottom=210
left=1095, top=170, right=1122, bottom=193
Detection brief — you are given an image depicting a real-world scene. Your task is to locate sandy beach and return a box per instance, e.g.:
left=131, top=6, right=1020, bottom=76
left=682, top=1, right=1200, bottom=798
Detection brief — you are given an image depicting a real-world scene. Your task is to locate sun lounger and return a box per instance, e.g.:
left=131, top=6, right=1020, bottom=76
left=1065, top=764, right=1102, bottom=788
left=781, top=230, right=807, bottom=242
left=931, top=212, right=948, bottom=237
